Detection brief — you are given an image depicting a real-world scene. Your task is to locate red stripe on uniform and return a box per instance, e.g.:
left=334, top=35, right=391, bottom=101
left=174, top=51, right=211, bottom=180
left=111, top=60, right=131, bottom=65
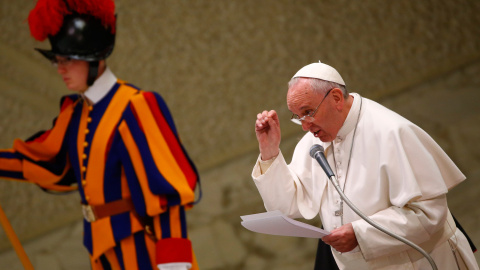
left=156, top=238, right=192, bottom=264
left=143, top=93, right=197, bottom=191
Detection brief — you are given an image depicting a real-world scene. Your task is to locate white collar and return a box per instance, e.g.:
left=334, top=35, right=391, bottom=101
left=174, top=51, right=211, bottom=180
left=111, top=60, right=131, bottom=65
left=336, top=93, right=361, bottom=139
left=83, top=67, right=117, bottom=104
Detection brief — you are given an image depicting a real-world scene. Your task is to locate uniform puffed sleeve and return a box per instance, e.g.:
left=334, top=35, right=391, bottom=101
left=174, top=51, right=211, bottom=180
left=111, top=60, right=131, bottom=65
left=116, top=91, right=199, bottom=267
left=0, top=96, right=77, bottom=192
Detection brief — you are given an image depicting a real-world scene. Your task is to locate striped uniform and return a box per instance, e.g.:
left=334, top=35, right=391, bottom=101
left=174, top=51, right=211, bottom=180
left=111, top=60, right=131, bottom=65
left=0, top=80, right=199, bottom=270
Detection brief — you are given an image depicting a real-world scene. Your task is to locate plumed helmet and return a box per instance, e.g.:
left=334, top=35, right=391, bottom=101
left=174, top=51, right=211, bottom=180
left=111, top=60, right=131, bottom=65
left=28, top=0, right=116, bottom=62
left=36, top=13, right=115, bottom=61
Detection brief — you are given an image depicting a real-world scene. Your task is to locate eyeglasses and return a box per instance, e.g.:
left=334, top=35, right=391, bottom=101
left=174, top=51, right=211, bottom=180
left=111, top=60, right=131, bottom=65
left=290, top=88, right=333, bottom=125
left=51, top=57, right=74, bottom=68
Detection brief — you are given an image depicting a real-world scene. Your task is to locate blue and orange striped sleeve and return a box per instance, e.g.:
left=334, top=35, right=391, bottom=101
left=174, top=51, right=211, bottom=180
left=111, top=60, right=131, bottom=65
left=0, top=96, right=78, bottom=192
left=117, top=91, right=199, bottom=266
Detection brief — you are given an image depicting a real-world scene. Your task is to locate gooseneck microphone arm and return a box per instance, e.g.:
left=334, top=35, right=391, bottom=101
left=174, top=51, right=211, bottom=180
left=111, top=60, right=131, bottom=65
left=309, top=144, right=438, bottom=270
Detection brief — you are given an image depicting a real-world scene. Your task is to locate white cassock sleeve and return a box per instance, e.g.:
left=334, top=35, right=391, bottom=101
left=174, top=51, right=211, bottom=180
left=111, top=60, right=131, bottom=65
left=252, top=151, right=304, bottom=219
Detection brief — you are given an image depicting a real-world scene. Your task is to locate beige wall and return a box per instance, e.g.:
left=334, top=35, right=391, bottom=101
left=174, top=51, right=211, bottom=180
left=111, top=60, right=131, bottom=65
left=0, top=1, right=479, bottom=269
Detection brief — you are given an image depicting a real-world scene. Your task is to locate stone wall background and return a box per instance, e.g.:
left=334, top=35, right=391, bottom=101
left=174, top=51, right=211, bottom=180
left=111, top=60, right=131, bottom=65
left=0, top=0, right=479, bottom=269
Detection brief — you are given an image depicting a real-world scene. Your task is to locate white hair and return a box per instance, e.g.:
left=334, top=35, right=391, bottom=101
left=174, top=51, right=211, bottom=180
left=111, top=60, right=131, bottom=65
left=288, top=77, right=348, bottom=98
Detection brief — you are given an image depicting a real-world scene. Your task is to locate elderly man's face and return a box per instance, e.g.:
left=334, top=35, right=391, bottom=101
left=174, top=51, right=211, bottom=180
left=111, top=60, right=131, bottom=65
left=287, top=80, right=343, bottom=142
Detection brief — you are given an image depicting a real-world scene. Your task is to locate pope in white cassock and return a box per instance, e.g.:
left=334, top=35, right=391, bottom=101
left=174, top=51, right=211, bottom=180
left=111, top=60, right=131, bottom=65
left=251, top=61, right=478, bottom=269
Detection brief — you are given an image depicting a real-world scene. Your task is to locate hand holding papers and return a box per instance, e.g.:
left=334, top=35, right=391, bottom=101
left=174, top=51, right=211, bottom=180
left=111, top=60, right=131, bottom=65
left=240, top=210, right=329, bottom=238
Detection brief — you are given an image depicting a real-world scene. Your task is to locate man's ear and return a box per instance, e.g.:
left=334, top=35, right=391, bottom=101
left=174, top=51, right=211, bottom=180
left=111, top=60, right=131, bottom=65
left=100, top=59, right=107, bottom=70
left=331, top=88, right=344, bottom=103
left=97, top=60, right=107, bottom=77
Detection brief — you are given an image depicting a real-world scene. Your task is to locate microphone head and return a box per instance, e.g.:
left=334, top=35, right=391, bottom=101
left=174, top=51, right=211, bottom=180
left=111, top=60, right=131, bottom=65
left=309, top=144, right=325, bottom=158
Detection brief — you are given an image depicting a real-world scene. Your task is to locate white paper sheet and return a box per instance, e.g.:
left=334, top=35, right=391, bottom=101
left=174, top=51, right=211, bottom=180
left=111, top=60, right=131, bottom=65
left=241, top=210, right=330, bottom=238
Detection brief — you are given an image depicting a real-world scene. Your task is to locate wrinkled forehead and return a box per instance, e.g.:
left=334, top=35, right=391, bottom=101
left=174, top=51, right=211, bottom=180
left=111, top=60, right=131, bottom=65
left=287, top=81, right=322, bottom=111
left=287, top=78, right=324, bottom=98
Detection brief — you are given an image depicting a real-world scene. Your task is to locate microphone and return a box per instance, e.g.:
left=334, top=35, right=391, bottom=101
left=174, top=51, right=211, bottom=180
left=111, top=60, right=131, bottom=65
left=309, top=144, right=335, bottom=178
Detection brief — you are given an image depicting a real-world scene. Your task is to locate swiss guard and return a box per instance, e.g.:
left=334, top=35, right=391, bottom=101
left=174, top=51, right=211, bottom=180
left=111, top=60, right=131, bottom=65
left=0, top=0, right=201, bottom=269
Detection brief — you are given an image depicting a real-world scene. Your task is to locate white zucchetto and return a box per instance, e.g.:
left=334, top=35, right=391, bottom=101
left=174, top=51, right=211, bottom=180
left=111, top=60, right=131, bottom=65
left=292, top=61, right=346, bottom=86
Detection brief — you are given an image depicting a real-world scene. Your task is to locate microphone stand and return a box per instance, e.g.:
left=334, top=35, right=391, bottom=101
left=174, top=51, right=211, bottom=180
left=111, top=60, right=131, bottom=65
left=327, top=174, right=438, bottom=270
